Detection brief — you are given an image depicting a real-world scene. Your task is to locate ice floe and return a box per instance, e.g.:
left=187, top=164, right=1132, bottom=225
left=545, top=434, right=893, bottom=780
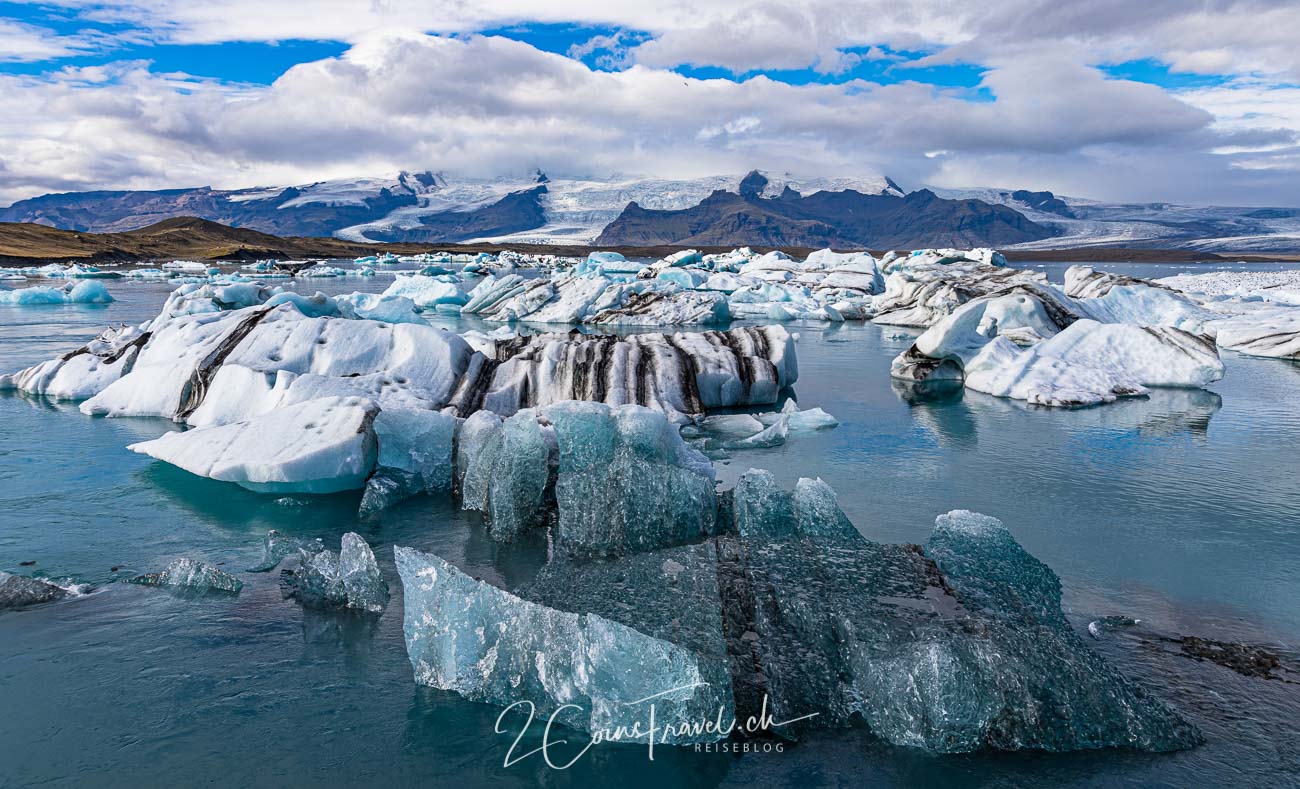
left=0, top=280, right=114, bottom=305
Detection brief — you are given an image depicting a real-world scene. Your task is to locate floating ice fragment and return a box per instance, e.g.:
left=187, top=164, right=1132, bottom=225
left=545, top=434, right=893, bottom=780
left=1088, top=616, right=1141, bottom=640
left=394, top=545, right=727, bottom=743
left=126, top=558, right=243, bottom=594
left=0, top=571, right=69, bottom=609
left=722, top=415, right=788, bottom=449
left=246, top=530, right=325, bottom=572
left=0, top=280, right=114, bottom=305
left=285, top=533, right=388, bottom=613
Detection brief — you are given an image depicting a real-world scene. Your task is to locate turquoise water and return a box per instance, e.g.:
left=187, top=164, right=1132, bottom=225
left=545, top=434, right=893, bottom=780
left=1, top=266, right=1298, bottom=787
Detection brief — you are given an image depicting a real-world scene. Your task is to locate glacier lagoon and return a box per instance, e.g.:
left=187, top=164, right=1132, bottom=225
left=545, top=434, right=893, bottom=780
left=1, top=264, right=1299, bottom=787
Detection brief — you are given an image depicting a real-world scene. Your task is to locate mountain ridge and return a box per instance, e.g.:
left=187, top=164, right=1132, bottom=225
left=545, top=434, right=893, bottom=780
left=4, top=170, right=1300, bottom=252
left=594, top=172, right=1054, bottom=248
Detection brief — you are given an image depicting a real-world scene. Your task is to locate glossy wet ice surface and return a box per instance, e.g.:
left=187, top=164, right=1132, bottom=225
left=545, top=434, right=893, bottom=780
left=1, top=265, right=1298, bottom=787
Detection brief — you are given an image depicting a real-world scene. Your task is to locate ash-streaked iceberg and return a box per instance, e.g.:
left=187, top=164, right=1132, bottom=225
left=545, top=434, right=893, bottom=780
left=4, top=278, right=796, bottom=423
left=892, top=279, right=1225, bottom=406
left=0, top=324, right=150, bottom=400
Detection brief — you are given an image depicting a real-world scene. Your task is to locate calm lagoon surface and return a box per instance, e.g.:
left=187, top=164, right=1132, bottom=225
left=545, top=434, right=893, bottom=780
left=1, top=261, right=1298, bottom=787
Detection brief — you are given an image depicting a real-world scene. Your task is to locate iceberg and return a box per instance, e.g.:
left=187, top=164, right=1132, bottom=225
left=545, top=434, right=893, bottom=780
left=399, top=467, right=1199, bottom=754
left=0, top=572, right=69, bottom=609
left=716, top=471, right=1201, bottom=752
left=128, top=396, right=379, bottom=494
left=0, top=280, right=113, bottom=305
left=458, top=402, right=717, bottom=555
left=1213, top=311, right=1300, bottom=359
left=284, top=532, right=388, bottom=613
left=547, top=402, right=717, bottom=556
left=360, top=408, right=456, bottom=514
left=480, top=408, right=553, bottom=542
left=380, top=274, right=468, bottom=309
left=126, top=558, right=243, bottom=594
left=333, top=291, right=428, bottom=324
left=0, top=324, right=149, bottom=400
left=6, top=280, right=795, bottom=424
left=395, top=545, right=728, bottom=743
left=893, top=292, right=1225, bottom=407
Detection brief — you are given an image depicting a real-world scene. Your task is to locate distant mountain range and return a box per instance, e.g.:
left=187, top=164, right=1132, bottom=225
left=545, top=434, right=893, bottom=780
left=3, top=169, right=1299, bottom=252
left=594, top=171, right=1050, bottom=248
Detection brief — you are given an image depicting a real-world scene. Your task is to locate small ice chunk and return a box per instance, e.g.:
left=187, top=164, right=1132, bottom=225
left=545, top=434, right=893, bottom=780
left=1088, top=616, right=1141, bottom=640
left=723, top=415, right=788, bottom=449
left=126, top=558, right=243, bottom=594
left=285, top=533, right=388, bottom=613
left=246, top=529, right=325, bottom=572
left=0, top=571, right=69, bottom=609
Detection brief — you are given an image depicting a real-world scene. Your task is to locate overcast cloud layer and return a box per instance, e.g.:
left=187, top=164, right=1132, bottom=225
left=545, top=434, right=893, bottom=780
left=1, top=0, right=1299, bottom=206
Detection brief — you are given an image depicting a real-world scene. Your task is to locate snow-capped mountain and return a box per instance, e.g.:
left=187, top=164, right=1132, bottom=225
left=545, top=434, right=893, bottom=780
left=336, top=171, right=905, bottom=244
left=930, top=187, right=1300, bottom=253
left=0, top=170, right=906, bottom=245
left=3, top=169, right=1297, bottom=252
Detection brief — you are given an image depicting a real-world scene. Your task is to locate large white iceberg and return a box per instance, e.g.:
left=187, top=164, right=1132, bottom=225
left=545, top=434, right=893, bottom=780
left=894, top=308, right=1224, bottom=407
left=128, top=396, right=379, bottom=493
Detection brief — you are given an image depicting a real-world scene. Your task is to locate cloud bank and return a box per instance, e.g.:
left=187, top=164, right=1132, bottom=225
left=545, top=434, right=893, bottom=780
left=1, top=1, right=1298, bottom=206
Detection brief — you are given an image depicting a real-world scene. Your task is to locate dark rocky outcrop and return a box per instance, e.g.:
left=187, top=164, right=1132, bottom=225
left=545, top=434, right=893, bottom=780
left=596, top=171, right=1055, bottom=249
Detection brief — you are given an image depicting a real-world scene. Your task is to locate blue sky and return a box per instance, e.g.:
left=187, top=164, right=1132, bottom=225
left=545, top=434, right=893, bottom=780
left=0, top=1, right=1297, bottom=206
left=0, top=2, right=1224, bottom=94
